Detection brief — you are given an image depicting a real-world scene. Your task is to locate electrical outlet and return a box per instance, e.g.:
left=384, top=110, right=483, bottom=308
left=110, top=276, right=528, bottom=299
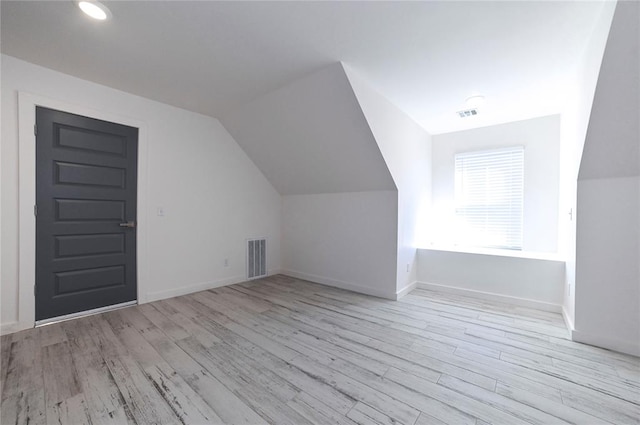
left=224, top=258, right=229, bottom=267
left=406, top=263, right=410, bottom=272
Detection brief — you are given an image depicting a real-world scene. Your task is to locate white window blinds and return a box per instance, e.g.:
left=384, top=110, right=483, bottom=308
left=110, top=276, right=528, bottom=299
left=454, top=146, right=524, bottom=250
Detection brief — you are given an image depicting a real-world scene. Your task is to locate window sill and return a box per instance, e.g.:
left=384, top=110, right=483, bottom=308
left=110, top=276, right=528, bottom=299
left=420, top=244, right=565, bottom=262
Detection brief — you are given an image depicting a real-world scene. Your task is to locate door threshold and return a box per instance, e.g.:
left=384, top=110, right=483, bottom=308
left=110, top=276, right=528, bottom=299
left=35, top=300, right=137, bottom=327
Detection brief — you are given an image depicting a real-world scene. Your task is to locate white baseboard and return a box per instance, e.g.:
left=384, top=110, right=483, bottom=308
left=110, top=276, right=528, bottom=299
left=396, top=281, right=417, bottom=300
left=1, top=271, right=282, bottom=336
left=416, top=281, right=562, bottom=313
left=1, top=321, right=32, bottom=336
left=268, top=268, right=283, bottom=277
left=562, top=306, right=575, bottom=334
left=145, top=274, right=247, bottom=303
left=572, top=329, right=640, bottom=357
left=281, top=269, right=396, bottom=300
left=1, top=322, right=20, bottom=336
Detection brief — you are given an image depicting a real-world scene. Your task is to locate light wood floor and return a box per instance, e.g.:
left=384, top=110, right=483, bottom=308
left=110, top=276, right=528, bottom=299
left=1, top=275, right=639, bottom=424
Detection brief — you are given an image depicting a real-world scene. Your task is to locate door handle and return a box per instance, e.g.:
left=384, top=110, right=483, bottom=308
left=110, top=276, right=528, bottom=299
left=119, top=221, right=136, bottom=228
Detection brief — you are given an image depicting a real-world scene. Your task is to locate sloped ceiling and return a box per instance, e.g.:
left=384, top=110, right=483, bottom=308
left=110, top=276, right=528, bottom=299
left=1, top=1, right=607, bottom=135
left=220, top=63, right=395, bottom=195
left=579, top=1, right=640, bottom=181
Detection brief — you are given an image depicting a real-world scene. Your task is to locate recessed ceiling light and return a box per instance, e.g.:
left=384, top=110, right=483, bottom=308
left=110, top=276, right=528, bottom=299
left=465, top=95, right=485, bottom=108
left=76, top=1, right=112, bottom=21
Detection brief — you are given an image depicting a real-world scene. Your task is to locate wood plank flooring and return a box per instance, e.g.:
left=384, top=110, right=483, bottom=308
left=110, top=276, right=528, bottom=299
left=1, top=274, right=639, bottom=424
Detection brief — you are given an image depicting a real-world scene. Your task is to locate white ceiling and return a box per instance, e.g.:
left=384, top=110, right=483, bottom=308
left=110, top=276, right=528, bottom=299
left=1, top=1, right=607, bottom=134
left=221, top=63, right=396, bottom=195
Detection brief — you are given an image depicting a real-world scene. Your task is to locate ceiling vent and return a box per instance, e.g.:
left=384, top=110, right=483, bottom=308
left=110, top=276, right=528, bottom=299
left=457, top=109, right=478, bottom=118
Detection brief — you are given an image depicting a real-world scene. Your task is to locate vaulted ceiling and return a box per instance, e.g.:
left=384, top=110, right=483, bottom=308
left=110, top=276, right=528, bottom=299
left=221, top=63, right=395, bottom=195
left=1, top=1, right=608, bottom=134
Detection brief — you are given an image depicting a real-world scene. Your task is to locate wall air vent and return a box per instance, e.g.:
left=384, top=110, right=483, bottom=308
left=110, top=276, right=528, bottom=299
left=247, top=238, right=267, bottom=280
left=457, top=109, right=478, bottom=118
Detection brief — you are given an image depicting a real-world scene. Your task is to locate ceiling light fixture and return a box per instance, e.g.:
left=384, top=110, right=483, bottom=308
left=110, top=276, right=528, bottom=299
left=76, top=0, right=111, bottom=21
left=465, top=95, right=485, bottom=109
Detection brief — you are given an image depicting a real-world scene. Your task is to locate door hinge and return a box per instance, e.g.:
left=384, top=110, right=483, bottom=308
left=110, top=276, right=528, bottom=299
left=34, top=285, right=36, bottom=296
left=34, top=205, right=38, bottom=217
left=34, top=124, right=37, bottom=136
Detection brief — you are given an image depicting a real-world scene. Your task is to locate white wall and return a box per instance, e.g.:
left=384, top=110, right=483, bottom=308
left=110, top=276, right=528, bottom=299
left=0, top=55, right=3, bottom=332
left=420, top=116, right=566, bottom=309
left=560, top=1, right=616, bottom=328
left=345, top=65, right=432, bottom=295
left=574, top=0, right=640, bottom=356
left=221, top=63, right=400, bottom=299
left=430, top=115, right=561, bottom=253
left=220, top=63, right=395, bottom=195
left=576, top=7, right=639, bottom=182
left=1, top=55, right=282, bottom=333
left=575, top=177, right=639, bottom=355
left=282, top=191, right=398, bottom=299
left=417, top=249, right=565, bottom=310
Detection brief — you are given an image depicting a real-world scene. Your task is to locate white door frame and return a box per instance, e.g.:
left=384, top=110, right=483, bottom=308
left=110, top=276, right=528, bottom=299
left=16, top=91, right=149, bottom=331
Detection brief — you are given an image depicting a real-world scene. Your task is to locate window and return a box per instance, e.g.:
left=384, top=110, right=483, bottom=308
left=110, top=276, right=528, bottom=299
left=454, top=146, right=524, bottom=250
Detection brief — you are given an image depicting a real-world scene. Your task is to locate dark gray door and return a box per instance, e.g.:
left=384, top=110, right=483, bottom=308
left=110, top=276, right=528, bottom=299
left=35, top=107, right=138, bottom=321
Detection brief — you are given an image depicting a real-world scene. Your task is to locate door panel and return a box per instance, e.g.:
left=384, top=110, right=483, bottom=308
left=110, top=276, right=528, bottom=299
left=36, top=106, right=138, bottom=321
left=54, top=234, right=125, bottom=258
left=54, top=265, right=126, bottom=295
left=54, top=199, right=125, bottom=221
left=56, top=126, right=126, bottom=155
left=55, top=161, right=126, bottom=188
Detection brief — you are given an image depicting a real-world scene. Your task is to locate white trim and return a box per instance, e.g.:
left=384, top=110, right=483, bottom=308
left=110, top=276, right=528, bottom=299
left=16, top=92, right=149, bottom=332
left=146, top=275, right=246, bottom=302
left=281, top=269, right=396, bottom=300
left=562, top=306, right=575, bottom=335
left=146, top=269, right=281, bottom=302
left=267, top=269, right=283, bottom=277
left=0, top=57, right=2, bottom=338
left=0, top=322, right=21, bottom=336
left=420, top=246, right=565, bottom=262
left=35, top=300, right=137, bottom=327
left=416, top=281, right=562, bottom=313
left=395, top=281, right=417, bottom=300
left=572, top=329, right=640, bottom=358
